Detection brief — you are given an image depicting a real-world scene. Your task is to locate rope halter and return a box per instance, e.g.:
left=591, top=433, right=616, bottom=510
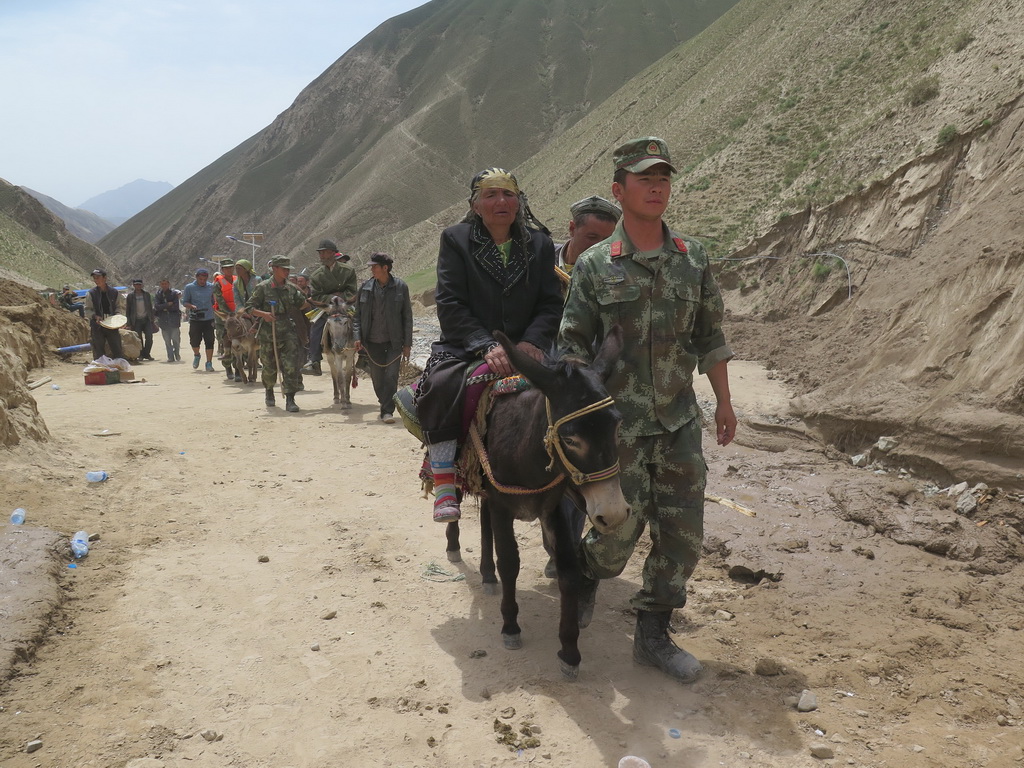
left=543, top=396, right=620, bottom=486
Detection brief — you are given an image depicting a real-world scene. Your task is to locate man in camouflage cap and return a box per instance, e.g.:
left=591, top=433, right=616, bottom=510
left=556, top=195, right=621, bottom=272
left=245, top=256, right=311, bottom=412
left=558, top=136, right=737, bottom=684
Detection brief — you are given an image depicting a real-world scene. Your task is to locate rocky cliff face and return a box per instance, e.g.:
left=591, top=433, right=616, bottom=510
left=724, top=94, right=1024, bottom=489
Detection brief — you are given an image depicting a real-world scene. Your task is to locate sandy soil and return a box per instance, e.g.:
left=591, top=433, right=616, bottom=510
left=1, top=352, right=1022, bottom=768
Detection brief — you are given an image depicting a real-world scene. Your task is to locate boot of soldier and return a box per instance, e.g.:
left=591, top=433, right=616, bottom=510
left=285, top=393, right=300, bottom=413
left=224, top=363, right=233, bottom=379
left=633, top=609, right=702, bottom=683
left=265, top=388, right=276, bottom=407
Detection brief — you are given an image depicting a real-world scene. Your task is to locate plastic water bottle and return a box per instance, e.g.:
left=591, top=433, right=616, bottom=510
left=10, top=508, right=26, bottom=525
left=86, top=471, right=109, bottom=483
left=70, top=531, right=90, bottom=559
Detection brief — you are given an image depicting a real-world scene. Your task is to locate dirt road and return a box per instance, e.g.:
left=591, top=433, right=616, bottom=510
left=1, top=354, right=1022, bottom=767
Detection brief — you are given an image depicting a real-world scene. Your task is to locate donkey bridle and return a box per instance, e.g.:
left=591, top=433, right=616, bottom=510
left=470, top=393, right=619, bottom=496
left=543, top=396, right=620, bottom=486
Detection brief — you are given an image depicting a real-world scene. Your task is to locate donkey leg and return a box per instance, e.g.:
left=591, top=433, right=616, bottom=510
left=479, top=497, right=498, bottom=595
left=490, top=507, right=523, bottom=650
left=547, top=511, right=583, bottom=678
left=445, top=521, right=461, bottom=563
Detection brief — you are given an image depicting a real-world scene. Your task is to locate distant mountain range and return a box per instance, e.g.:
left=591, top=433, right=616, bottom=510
left=78, top=179, right=173, bottom=225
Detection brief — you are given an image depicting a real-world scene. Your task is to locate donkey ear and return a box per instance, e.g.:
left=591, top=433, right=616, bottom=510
left=494, top=331, right=558, bottom=392
left=589, top=324, right=623, bottom=382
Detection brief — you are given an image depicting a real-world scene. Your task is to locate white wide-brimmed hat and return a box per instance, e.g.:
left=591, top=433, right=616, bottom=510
left=98, top=314, right=128, bottom=330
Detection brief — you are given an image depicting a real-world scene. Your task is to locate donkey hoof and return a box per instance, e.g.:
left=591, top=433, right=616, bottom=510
left=502, top=633, right=523, bottom=650
left=558, top=659, right=580, bottom=681
left=333, top=398, right=341, bottom=404
left=446, top=550, right=462, bottom=563
left=482, top=582, right=499, bottom=596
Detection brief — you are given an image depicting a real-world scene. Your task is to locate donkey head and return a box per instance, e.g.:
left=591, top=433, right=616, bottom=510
left=497, top=328, right=629, bottom=533
left=325, top=297, right=353, bottom=350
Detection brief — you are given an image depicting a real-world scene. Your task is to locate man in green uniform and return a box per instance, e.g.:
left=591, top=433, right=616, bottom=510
left=302, top=238, right=357, bottom=376
left=558, top=137, right=737, bottom=684
left=246, top=256, right=310, bottom=412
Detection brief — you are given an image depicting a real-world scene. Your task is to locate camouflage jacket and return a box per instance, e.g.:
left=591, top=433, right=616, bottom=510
left=245, top=280, right=308, bottom=341
left=309, top=262, right=358, bottom=306
left=558, top=220, right=733, bottom=438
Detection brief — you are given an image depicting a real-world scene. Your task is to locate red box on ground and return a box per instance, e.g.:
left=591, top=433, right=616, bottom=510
left=84, top=370, right=120, bottom=385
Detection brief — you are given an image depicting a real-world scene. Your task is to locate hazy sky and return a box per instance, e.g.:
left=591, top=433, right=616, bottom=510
left=0, top=0, right=426, bottom=207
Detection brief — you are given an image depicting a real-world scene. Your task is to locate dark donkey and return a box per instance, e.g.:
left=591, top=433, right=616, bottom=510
left=446, top=327, right=630, bottom=679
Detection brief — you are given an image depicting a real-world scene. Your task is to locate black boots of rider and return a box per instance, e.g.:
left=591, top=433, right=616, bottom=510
left=633, top=609, right=702, bottom=683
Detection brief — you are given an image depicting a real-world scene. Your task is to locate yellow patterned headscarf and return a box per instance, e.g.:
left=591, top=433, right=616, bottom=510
left=470, top=167, right=521, bottom=196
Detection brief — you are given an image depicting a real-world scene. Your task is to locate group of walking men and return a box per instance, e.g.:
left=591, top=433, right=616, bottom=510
left=81, top=241, right=414, bottom=417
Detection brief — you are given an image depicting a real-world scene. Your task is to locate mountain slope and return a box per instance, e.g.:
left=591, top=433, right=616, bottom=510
left=98, top=0, right=740, bottom=279
left=23, top=188, right=116, bottom=243
left=0, top=179, right=118, bottom=289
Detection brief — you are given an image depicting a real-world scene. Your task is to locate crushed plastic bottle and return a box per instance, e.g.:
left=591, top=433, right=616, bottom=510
left=10, top=508, right=26, bottom=525
left=619, top=758, right=652, bottom=768
left=70, top=531, right=90, bottom=559
left=86, top=471, right=109, bottom=483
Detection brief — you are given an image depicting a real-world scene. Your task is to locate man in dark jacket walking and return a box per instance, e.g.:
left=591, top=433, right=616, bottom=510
left=154, top=278, right=182, bottom=361
left=87, top=268, right=123, bottom=360
left=125, top=278, right=156, bottom=360
left=354, top=253, right=413, bottom=423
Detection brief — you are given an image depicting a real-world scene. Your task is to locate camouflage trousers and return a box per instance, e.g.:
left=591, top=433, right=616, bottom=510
left=214, top=316, right=233, bottom=366
left=579, top=418, right=706, bottom=613
left=258, top=323, right=302, bottom=394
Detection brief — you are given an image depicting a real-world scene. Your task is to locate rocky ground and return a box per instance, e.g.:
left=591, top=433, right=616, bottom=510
left=0, top=316, right=1022, bottom=767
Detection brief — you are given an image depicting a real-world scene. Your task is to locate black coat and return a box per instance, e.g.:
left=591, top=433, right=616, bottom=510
left=432, top=219, right=562, bottom=360
left=87, top=285, right=119, bottom=327
left=125, top=290, right=154, bottom=329
left=354, top=275, right=413, bottom=347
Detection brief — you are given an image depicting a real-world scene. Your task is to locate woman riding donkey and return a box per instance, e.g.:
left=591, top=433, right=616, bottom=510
left=417, top=167, right=563, bottom=523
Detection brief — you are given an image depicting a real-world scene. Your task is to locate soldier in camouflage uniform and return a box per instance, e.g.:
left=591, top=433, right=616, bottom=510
left=245, top=256, right=311, bottom=412
left=558, top=137, right=737, bottom=684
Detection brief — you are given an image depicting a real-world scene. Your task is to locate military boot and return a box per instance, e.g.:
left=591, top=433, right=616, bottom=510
left=285, top=393, right=300, bottom=413
left=265, top=388, right=276, bottom=407
left=224, top=363, right=233, bottom=379
left=633, top=610, right=702, bottom=683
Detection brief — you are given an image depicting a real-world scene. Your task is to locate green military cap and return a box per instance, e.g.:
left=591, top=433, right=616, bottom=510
left=219, top=259, right=235, bottom=268
left=268, top=255, right=292, bottom=269
left=570, top=195, right=621, bottom=221
left=613, top=136, right=678, bottom=174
